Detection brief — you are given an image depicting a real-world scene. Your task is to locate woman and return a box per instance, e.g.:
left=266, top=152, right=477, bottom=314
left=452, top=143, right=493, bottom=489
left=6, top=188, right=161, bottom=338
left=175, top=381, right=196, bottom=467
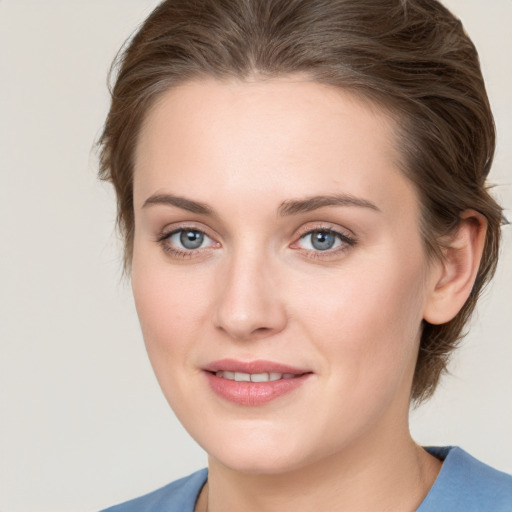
left=98, top=0, right=511, bottom=510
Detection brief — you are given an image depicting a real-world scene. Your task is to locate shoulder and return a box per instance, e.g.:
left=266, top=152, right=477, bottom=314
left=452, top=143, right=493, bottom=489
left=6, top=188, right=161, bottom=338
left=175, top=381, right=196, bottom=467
left=99, top=468, right=208, bottom=512
left=418, top=446, right=512, bottom=511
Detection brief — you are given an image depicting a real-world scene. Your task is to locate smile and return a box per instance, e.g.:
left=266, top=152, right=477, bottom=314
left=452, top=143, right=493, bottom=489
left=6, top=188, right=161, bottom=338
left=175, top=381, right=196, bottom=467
left=215, top=371, right=298, bottom=382
left=203, top=359, right=312, bottom=406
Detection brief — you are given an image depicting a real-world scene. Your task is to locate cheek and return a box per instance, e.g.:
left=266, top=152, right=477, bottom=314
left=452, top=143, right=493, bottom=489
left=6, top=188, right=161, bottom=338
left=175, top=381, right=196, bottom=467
left=131, top=258, right=215, bottom=420
left=131, top=249, right=211, bottom=365
left=298, top=259, right=424, bottom=328
left=292, top=252, right=427, bottom=384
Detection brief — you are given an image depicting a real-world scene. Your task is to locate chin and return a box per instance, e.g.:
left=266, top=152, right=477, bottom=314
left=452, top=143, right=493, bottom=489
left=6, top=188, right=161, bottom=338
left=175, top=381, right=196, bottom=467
left=199, top=424, right=317, bottom=475
left=211, top=448, right=307, bottom=475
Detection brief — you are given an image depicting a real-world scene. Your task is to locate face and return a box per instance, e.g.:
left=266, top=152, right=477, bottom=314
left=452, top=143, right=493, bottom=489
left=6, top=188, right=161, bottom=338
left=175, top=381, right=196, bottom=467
left=132, top=77, right=436, bottom=474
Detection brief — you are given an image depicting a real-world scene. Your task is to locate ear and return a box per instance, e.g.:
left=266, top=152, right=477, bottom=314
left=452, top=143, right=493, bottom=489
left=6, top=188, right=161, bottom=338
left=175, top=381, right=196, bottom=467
left=423, top=210, right=487, bottom=325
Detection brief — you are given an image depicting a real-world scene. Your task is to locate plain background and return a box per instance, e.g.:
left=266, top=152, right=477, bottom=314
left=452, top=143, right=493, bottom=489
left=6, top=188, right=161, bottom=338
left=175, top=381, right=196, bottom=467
left=0, top=1, right=510, bottom=511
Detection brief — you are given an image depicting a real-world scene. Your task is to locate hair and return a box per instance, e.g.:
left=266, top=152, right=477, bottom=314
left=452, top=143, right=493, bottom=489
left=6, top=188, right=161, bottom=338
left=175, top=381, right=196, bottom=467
left=98, top=0, right=503, bottom=404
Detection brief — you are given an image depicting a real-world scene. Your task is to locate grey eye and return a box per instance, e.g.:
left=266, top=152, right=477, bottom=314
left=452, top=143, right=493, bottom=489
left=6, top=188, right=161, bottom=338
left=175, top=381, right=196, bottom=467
left=310, top=231, right=336, bottom=250
left=163, top=228, right=216, bottom=254
left=179, top=229, right=205, bottom=249
left=297, top=230, right=344, bottom=252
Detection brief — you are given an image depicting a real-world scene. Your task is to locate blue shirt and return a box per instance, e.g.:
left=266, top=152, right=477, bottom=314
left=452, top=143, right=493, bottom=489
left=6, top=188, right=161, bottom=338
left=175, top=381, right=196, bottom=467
left=101, top=446, right=512, bottom=511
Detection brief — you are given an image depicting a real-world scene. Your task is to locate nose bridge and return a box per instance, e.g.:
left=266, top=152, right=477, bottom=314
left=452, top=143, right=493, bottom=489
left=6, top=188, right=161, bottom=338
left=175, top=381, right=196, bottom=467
left=213, top=239, right=286, bottom=340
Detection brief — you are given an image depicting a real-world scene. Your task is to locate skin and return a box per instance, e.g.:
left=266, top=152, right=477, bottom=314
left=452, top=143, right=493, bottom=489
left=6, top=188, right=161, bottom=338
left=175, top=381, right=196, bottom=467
left=131, top=76, right=484, bottom=511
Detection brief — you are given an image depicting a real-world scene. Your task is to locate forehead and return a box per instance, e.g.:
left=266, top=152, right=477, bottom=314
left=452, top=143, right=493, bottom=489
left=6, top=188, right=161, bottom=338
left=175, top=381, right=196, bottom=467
left=133, top=77, right=417, bottom=218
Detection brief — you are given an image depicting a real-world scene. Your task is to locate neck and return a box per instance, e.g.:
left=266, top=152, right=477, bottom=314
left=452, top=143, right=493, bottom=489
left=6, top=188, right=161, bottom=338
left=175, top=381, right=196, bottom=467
left=201, top=423, right=441, bottom=512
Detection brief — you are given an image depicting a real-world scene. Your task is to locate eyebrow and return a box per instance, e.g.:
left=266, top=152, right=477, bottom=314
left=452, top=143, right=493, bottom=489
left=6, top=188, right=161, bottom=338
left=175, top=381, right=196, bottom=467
left=277, top=194, right=381, bottom=216
left=142, top=194, right=214, bottom=215
left=141, top=192, right=380, bottom=216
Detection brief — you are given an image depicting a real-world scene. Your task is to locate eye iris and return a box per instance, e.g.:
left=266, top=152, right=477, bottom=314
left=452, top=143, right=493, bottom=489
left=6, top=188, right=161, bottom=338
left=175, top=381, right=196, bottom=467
left=180, top=230, right=204, bottom=249
left=311, top=231, right=335, bottom=251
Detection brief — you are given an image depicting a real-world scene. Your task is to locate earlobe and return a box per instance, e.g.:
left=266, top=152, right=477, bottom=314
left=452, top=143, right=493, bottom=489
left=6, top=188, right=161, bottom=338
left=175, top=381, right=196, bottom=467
left=423, top=210, right=487, bottom=325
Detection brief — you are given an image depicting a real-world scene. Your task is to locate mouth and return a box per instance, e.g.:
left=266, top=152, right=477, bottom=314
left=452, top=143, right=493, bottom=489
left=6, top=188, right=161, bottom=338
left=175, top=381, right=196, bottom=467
left=213, top=371, right=300, bottom=382
left=202, top=359, right=313, bottom=406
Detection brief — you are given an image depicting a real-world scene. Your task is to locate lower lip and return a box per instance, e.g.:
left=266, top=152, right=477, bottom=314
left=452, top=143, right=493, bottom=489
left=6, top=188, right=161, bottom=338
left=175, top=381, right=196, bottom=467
left=205, top=372, right=310, bottom=406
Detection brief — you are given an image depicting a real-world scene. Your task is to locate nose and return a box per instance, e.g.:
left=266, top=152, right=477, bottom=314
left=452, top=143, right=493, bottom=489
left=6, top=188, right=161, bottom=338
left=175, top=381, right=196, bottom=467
left=213, top=248, right=287, bottom=341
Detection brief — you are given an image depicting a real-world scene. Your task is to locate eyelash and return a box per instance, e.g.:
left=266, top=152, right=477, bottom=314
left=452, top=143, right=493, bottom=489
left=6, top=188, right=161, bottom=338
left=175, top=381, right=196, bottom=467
left=293, top=226, right=357, bottom=259
left=156, top=226, right=217, bottom=259
left=156, top=225, right=357, bottom=260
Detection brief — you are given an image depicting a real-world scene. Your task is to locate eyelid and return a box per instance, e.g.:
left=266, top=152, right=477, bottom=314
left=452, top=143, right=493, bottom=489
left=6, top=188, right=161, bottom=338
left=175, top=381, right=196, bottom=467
left=156, top=223, right=221, bottom=258
left=156, top=222, right=218, bottom=243
left=168, top=229, right=215, bottom=248
left=154, top=221, right=356, bottom=259
left=290, top=223, right=357, bottom=254
left=293, top=222, right=356, bottom=242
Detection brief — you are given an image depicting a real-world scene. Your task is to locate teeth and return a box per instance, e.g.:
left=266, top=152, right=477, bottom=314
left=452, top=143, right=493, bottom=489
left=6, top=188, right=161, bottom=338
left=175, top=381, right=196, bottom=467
left=251, top=373, right=270, bottom=382
left=215, top=371, right=298, bottom=382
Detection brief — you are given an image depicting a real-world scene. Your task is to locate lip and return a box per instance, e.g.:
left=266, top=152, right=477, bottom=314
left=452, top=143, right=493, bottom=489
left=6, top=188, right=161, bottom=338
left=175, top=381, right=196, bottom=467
left=203, top=359, right=312, bottom=406
left=203, top=358, right=310, bottom=375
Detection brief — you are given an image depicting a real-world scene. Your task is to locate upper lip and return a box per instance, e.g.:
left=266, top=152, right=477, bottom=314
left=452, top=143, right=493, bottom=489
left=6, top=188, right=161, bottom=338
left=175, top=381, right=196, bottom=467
left=203, top=359, right=311, bottom=375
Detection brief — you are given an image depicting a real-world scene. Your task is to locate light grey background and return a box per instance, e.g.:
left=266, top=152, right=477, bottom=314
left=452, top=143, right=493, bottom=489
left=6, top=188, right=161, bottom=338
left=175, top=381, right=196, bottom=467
left=0, top=1, right=510, bottom=511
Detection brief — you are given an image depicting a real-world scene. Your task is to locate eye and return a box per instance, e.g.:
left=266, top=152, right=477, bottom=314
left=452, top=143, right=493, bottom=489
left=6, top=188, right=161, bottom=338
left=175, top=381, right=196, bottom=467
left=295, top=228, right=355, bottom=252
left=171, top=229, right=209, bottom=250
left=301, top=230, right=339, bottom=251
left=158, top=227, right=218, bottom=256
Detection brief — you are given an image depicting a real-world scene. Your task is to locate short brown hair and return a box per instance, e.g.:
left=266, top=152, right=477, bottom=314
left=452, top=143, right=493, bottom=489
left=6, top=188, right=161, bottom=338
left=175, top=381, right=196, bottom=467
left=98, top=0, right=503, bottom=403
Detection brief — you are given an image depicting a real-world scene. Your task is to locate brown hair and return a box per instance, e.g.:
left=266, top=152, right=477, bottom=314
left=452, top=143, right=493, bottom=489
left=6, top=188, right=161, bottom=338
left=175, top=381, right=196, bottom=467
left=98, top=0, right=503, bottom=403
